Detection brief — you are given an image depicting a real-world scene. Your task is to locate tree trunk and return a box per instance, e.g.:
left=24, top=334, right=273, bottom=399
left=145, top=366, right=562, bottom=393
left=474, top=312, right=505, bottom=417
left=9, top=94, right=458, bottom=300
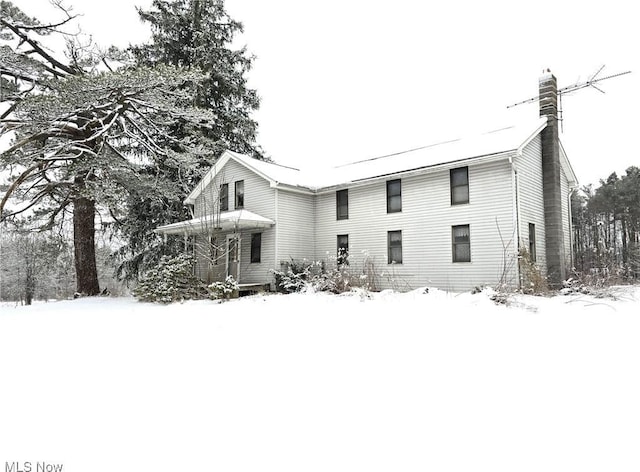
left=73, top=197, right=100, bottom=295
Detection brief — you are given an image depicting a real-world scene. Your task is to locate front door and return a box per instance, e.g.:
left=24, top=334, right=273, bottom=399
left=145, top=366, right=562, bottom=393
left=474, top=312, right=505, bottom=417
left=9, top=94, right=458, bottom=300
left=226, top=234, right=240, bottom=281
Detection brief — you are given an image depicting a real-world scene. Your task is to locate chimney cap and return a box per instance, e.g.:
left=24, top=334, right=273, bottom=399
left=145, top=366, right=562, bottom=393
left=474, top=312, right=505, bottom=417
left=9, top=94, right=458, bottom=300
left=539, top=69, right=556, bottom=82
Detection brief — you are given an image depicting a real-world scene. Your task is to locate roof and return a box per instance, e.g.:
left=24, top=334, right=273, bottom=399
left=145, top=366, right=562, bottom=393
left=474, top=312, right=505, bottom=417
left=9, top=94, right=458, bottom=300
left=186, top=116, right=576, bottom=203
left=155, top=209, right=275, bottom=235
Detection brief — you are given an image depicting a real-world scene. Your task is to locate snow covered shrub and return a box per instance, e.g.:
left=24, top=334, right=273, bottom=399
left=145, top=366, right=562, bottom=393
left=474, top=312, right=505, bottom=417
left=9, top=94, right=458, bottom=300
left=271, top=259, right=315, bottom=293
left=208, top=276, right=239, bottom=300
left=273, top=256, right=375, bottom=294
left=519, top=249, right=549, bottom=294
left=133, top=254, right=208, bottom=303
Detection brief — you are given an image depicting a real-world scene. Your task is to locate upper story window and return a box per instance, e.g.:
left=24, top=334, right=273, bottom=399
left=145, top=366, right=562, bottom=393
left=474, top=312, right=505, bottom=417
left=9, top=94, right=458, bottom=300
left=235, top=180, right=244, bottom=209
left=387, top=179, right=402, bottom=213
left=337, top=234, right=349, bottom=266
left=452, top=224, right=471, bottom=262
left=220, top=183, right=229, bottom=212
left=450, top=167, right=469, bottom=205
left=336, top=189, right=348, bottom=220
left=388, top=230, right=402, bottom=264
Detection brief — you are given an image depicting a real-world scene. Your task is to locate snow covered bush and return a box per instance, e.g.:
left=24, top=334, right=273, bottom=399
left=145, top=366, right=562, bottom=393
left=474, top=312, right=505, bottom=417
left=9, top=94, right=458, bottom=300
left=208, top=276, right=239, bottom=300
left=133, top=254, right=209, bottom=303
left=271, top=259, right=315, bottom=293
left=518, top=248, right=549, bottom=294
left=272, top=257, right=371, bottom=294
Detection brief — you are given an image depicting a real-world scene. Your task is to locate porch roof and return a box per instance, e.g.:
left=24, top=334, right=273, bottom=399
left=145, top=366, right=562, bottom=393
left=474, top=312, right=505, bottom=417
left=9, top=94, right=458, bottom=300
left=154, top=209, right=275, bottom=236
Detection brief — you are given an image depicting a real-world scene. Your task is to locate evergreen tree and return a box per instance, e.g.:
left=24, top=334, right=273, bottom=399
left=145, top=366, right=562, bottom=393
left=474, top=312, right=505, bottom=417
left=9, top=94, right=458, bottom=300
left=114, top=0, right=263, bottom=281
left=0, top=1, right=218, bottom=294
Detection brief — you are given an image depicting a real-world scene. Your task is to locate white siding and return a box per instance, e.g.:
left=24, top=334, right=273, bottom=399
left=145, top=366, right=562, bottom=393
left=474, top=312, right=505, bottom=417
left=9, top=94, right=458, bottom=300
left=314, top=159, right=517, bottom=292
left=193, top=158, right=276, bottom=285
left=514, top=135, right=547, bottom=275
left=276, top=190, right=316, bottom=266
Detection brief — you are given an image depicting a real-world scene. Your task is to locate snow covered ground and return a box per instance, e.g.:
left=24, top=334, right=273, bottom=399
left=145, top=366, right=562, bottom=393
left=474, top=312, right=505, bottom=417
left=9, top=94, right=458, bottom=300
left=1, top=286, right=639, bottom=472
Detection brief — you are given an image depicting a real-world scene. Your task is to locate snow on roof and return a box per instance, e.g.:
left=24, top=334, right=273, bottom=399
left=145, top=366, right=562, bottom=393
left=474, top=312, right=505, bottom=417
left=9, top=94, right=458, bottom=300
left=227, top=117, right=548, bottom=191
left=185, top=117, right=551, bottom=205
left=155, top=209, right=275, bottom=235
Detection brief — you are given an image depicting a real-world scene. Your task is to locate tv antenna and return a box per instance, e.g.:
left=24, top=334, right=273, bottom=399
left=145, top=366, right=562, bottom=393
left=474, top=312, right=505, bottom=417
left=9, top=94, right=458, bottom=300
left=507, top=65, right=631, bottom=131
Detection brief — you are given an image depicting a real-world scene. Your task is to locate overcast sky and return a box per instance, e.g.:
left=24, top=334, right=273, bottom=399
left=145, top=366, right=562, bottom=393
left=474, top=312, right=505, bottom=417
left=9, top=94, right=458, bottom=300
left=19, top=0, right=639, bottom=187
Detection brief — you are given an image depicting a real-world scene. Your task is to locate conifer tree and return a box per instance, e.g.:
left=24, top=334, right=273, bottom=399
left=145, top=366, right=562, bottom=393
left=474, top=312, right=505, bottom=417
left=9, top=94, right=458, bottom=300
left=0, top=1, right=218, bottom=294
left=114, top=0, right=263, bottom=280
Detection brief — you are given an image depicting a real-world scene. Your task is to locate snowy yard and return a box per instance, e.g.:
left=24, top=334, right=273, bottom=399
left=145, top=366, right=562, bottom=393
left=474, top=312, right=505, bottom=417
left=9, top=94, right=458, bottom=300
left=1, top=287, right=639, bottom=472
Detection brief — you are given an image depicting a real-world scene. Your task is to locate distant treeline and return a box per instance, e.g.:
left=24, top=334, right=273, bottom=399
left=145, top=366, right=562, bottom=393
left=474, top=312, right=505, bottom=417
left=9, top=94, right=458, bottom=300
left=571, top=166, right=640, bottom=280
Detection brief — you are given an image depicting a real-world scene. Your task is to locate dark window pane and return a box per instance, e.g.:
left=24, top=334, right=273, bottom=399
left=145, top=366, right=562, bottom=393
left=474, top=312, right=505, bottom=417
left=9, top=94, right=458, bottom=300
left=387, top=179, right=402, bottom=213
left=450, top=167, right=469, bottom=205
left=251, top=233, right=261, bottom=263
left=220, top=183, right=229, bottom=211
left=235, top=180, right=244, bottom=209
left=336, top=189, right=348, bottom=220
left=337, top=234, right=349, bottom=265
left=452, top=225, right=470, bottom=262
left=528, top=223, right=536, bottom=262
left=388, top=230, right=402, bottom=264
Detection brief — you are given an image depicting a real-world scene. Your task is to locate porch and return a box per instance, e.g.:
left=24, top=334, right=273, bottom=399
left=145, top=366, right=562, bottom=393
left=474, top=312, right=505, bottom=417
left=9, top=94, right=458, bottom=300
left=155, top=210, right=275, bottom=287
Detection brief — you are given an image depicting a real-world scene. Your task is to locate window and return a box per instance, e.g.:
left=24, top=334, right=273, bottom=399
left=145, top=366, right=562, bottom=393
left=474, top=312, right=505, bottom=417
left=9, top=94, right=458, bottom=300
left=387, top=179, right=402, bottom=213
left=450, top=167, right=469, bottom=205
left=337, top=234, right=349, bottom=265
left=528, top=223, right=537, bottom=262
left=235, top=180, right=244, bottom=209
left=452, top=225, right=470, bottom=262
left=220, top=183, right=229, bottom=211
left=250, top=233, right=261, bottom=263
left=336, top=189, right=348, bottom=220
left=387, top=230, right=402, bottom=264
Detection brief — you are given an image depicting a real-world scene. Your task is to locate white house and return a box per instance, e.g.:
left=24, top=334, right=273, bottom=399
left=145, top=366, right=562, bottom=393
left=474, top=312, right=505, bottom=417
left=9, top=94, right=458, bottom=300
left=156, top=73, right=578, bottom=292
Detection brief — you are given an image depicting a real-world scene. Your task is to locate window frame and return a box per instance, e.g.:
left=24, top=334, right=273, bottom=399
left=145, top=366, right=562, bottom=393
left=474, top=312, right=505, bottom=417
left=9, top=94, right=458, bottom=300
left=220, top=183, right=229, bottom=212
left=450, top=167, right=469, bottom=205
left=387, top=230, right=403, bottom=264
left=386, top=179, right=402, bottom=213
left=337, top=234, right=349, bottom=266
left=336, top=189, right=349, bottom=220
left=528, top=223, right=537, bottom=262
left=250, top=232, right=262, bottom=264
left=452, top=224, right=471, bottom=263
left=235, top=180, right=245, bottom=209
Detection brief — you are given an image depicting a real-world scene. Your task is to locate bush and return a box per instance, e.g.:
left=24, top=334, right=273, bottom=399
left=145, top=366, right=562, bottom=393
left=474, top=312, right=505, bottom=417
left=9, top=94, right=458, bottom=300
left=519, top=249, right=549, bottom=294
left=272, top=257, right=371, bottom=294
left=208, top=275, right=239, bottom=300
left=133, top=254, right=209, bottom=303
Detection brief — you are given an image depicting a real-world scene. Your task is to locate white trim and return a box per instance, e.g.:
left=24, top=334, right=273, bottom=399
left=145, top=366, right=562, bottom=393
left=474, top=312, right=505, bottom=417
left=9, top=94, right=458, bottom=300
left=226, top=233, right=241, bottom=281
left=274, top=188, right=279, bottom=270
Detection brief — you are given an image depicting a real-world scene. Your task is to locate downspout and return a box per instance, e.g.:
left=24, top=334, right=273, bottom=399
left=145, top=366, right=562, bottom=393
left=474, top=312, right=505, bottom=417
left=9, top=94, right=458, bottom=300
left=510, top=154, right=522, bottom=290
left=274, top=187, right=279, bottom=273
left=568, top=187, right=576, bottom=271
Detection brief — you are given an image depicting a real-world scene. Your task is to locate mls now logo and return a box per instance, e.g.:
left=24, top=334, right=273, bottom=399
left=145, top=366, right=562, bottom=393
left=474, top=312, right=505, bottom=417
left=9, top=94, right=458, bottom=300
left=5, top=463, right=63, bottom=472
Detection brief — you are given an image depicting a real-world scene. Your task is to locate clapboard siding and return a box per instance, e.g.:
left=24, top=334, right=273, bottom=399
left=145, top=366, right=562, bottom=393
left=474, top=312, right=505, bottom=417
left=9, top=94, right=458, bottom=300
left=192, top=158, right=276, bottom=285
left=276, top=190, right=316, bottom=264
left=194, top=159, right=276, bottom=220
left=314, top=159, right=517, bottom=291
left=515, top=134, right=547, bottom=274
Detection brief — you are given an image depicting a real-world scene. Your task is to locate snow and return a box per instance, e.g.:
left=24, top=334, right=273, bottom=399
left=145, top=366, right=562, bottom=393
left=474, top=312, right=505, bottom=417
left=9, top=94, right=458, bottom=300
left=1, top=287, right=639, bottom=472
left=230, top=117, right=549, bottom=191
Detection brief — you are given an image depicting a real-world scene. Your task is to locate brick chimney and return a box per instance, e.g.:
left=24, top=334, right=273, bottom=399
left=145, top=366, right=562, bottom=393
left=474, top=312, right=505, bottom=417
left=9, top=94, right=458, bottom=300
left=539, top=71, right=566, bottom=287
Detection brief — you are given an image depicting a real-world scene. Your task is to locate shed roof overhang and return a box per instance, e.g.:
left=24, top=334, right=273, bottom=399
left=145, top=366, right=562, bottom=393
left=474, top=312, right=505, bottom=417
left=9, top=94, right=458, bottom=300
left=154, top=209, right=275, bottom=236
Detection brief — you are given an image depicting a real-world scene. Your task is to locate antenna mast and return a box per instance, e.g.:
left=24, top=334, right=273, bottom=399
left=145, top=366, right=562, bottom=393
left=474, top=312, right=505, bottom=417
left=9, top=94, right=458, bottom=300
left=507, top=66, right=631, bottom=131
